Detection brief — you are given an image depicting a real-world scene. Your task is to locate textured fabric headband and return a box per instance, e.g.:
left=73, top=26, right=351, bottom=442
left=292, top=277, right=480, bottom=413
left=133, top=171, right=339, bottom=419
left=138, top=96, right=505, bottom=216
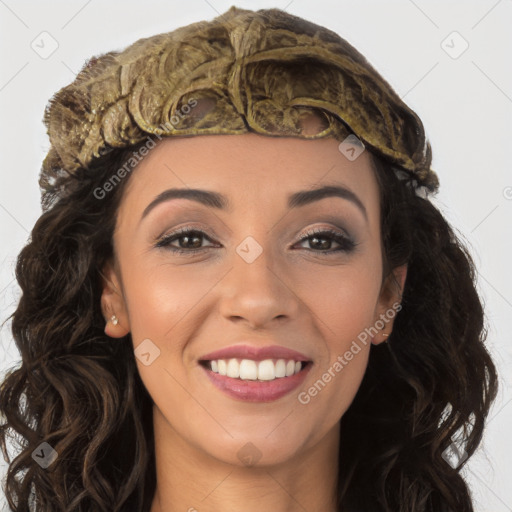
left=40, top=5, right=439, bottom=199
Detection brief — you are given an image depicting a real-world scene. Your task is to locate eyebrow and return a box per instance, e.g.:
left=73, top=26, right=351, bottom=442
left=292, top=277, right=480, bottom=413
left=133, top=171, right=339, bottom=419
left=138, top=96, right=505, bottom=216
left=140, top=184, right=367, bottom=222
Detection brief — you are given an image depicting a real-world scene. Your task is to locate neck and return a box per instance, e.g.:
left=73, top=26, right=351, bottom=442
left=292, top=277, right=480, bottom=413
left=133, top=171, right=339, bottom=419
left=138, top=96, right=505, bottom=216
left=149, top=406, right=340, bottom=512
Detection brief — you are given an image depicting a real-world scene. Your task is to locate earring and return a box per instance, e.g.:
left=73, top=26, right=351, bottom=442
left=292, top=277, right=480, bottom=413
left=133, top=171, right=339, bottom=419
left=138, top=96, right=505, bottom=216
left=110, top=315, right=119, bottom=326
left=382, top=333, right=389, bottom=343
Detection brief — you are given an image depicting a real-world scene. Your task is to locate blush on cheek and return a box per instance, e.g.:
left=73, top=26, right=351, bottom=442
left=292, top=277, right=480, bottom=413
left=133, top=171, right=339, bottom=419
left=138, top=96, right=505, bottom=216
left=314, top=288, right=378, bottom=349
left=124, top=270, right=206, bottom=338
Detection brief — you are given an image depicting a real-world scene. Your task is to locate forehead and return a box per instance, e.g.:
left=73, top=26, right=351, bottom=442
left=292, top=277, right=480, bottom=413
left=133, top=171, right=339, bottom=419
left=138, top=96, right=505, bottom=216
left=120, top=133, right=379, bottom=203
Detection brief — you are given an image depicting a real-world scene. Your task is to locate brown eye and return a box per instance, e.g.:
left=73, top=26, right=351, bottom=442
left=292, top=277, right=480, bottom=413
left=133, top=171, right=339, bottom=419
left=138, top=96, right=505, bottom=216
left=155, top=228, right=217, bottom=255
left=295, top=228, right=356, bottom=254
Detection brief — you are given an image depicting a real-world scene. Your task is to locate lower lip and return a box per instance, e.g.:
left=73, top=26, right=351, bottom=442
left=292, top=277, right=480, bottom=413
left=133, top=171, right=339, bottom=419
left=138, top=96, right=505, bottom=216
left=201, top=362, right=312, bottom=402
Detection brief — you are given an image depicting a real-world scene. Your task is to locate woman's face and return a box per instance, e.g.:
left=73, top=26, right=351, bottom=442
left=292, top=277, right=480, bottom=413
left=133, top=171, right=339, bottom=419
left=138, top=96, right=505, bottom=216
left=101, top=133, right=405, bottom=467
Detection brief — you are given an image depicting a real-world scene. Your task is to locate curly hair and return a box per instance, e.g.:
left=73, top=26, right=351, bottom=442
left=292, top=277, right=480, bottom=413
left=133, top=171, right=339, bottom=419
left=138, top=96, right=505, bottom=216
left=0, top=6, right=498, bottom=511
left=0, top=143, right=157, bottom=512
left=0, top=135, right=498, bottom=511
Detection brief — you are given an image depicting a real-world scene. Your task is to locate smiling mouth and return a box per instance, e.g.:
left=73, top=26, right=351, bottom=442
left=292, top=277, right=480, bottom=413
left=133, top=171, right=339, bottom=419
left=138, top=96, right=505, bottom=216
left=199, top=358, right=312, bottom=381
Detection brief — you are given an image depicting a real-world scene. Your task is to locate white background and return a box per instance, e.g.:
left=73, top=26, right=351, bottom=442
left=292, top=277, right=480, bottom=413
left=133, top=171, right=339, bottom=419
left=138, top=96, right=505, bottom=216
left=0, top=1, right=511, bottom=510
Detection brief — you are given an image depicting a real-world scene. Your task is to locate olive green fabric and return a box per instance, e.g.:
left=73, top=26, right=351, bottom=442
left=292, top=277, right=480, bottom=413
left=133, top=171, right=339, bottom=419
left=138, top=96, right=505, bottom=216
left=40, top=5, right=439, bottom=199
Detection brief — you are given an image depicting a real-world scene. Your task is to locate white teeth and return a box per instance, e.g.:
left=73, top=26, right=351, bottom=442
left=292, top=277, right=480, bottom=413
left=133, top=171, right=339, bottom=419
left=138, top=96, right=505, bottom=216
left=257, top=360, right=275, bottom=380
left=275, top=359, right=286, bottom=378
left=207, top=358, right=305, bottom=380
left=239, top=359, right=258, bottom=380
left=226, top=358, right=240, bottom=378
left=217, top=359, right=227, bottom=376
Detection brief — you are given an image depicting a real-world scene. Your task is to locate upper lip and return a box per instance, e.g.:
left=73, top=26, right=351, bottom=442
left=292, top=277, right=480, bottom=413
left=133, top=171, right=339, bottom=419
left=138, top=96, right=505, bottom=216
left=199, top=344, right=312, bottom=362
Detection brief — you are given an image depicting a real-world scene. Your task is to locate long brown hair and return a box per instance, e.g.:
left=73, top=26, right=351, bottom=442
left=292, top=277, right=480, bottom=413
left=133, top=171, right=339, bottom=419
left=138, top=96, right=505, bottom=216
left=0, top=6, right=498, bottom=509
left=0, top=136, right=498, bottom=511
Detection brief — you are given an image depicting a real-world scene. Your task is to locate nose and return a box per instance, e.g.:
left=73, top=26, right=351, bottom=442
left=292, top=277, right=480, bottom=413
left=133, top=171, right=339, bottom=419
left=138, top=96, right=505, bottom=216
left=218, top=240, right=300, bottom=330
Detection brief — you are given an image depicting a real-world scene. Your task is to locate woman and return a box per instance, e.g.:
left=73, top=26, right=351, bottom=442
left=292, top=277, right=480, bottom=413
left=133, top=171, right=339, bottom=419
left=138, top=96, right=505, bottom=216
left=0, top=6, right=497, bottom=512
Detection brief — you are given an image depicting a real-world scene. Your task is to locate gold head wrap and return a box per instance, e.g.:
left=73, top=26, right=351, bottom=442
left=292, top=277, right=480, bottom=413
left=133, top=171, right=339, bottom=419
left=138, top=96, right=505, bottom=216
left=40, top=5, right=439, bottom=202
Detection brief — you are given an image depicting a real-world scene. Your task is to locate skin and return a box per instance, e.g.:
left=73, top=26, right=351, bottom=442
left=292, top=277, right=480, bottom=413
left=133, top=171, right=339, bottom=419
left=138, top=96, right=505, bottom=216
left=100, top=132, right=407, bottom=512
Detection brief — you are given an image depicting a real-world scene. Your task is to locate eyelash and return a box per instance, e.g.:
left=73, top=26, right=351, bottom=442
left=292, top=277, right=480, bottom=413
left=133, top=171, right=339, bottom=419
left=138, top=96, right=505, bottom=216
left=154, top=225, right=357, bottom=256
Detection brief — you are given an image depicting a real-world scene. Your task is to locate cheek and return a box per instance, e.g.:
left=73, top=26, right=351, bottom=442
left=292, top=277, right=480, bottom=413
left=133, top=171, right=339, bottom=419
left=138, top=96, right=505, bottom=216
left=120, top=261, right=217, bottom=406
left=120, top=257, right=220, bottom=345
left=296, top=259, right=381, bottom=411
left=300, top=258, right=382, bottom=344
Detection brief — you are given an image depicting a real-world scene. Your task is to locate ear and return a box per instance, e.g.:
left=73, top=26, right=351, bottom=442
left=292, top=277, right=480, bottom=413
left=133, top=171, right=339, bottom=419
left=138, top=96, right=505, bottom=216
left=100, top=259, right=130, bottom=338
left=371, top=264, right=407, bottom=345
